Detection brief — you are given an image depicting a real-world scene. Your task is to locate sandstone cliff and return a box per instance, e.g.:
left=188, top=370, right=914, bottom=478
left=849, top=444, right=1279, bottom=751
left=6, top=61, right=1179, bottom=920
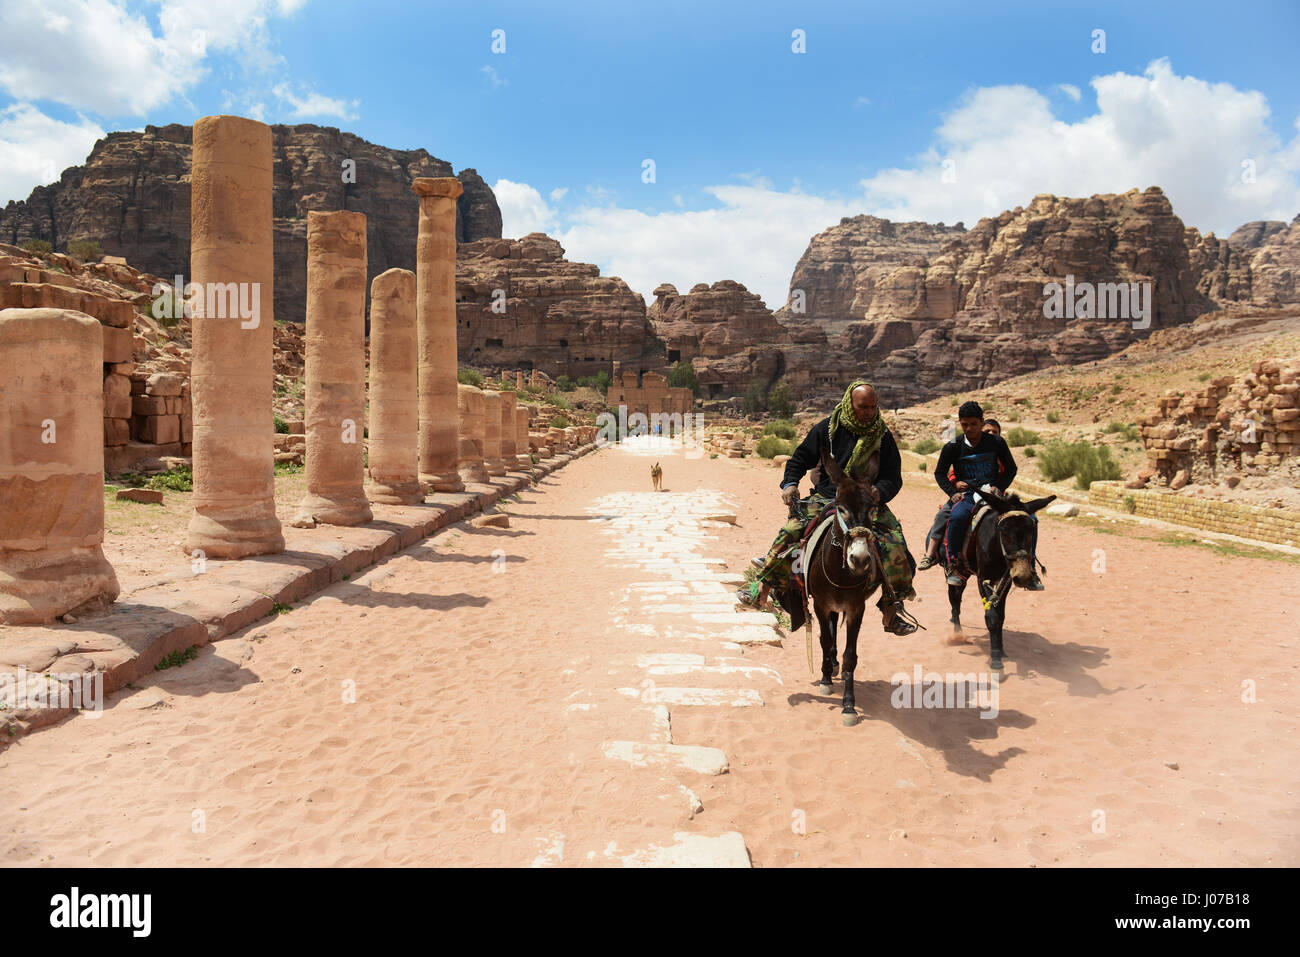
left=0, top=123, right=501, bottom=328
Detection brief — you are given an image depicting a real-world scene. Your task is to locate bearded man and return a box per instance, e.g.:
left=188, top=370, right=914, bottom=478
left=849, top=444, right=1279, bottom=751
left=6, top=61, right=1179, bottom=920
left=738, top=380, right=918, bottom=636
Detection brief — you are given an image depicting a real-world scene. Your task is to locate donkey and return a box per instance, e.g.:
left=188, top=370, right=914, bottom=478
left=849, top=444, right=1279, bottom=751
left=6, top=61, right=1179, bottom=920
left=801, top=446, right=888, bottom=726
left=947, top=487, right=1055, bottom=670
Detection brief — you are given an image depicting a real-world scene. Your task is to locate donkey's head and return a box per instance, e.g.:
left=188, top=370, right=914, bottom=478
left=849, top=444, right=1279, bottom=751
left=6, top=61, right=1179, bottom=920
left=819, top=445, right=881, bottom=576
left=980, top=488, right=1055, bottom=586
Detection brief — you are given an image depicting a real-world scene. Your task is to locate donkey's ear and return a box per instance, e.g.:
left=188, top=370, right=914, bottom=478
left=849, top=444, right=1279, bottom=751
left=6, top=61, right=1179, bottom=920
left=1022, top=495, right=1056, bottom=514
left=979, top=486, right=1014, bottom=513
left=820, top=445, right=847, bottom=486
left=859, top=449, right=880, bottom=487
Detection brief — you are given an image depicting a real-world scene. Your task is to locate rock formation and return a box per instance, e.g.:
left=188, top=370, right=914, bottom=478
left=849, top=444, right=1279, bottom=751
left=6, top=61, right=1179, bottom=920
left=0, top=123, right=502, bottom=331
left=455, top=233, right=655, bottom=379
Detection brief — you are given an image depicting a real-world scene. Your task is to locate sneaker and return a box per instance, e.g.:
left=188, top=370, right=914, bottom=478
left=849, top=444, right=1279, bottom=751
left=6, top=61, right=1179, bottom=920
left=735, top=583, right=759, bottom=607
left=917, top=554, right=939, bottom=571
left=750, top=556, right=765, bottom=570
left=884, top=616, right=918, bottom=636
left=945, top=572, right=965, bottom=587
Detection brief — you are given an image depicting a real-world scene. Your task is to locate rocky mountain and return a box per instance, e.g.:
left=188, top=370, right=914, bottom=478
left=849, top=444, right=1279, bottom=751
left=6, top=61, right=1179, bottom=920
left=455, top=233, right=656, bottom=377
left=0, top=123, right=501, bottom=326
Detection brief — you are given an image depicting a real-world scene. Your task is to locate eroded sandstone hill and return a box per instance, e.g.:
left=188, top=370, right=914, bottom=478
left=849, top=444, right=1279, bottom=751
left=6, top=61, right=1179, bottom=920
left=0, top=123, right=501, bottom=329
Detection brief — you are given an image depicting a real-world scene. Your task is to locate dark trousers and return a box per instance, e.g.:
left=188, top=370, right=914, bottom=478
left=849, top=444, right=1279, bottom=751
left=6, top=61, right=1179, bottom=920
left=944, top=493, right=978, bottom=567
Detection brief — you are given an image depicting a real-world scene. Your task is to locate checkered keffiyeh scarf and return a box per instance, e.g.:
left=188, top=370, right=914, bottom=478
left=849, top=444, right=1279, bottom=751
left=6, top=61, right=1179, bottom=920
left=827, top=379, right=885, bottom=479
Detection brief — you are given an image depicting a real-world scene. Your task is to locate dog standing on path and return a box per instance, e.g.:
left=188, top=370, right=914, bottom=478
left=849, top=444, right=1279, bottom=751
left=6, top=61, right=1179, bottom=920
left=650, top=461, right=663, bottom=492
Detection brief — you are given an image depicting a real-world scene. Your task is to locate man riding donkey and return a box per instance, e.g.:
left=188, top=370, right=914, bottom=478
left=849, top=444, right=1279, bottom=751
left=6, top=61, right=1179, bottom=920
left=738, top=380, right=920, bottom=636
left=921, top=400, right=1043, bottom=590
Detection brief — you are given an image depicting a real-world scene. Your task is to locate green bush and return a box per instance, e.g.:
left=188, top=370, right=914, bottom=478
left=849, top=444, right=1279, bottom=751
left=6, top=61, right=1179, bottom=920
left=1103, top=421, right=1140, bottom=442
left=1005, top=426, right=1041, bottom=447
left=545, top=394, right=570, bottom=410
left=550, top=415, right=570, bottom=429
left=21, top=238, right=52, bottom=254
left=556, top=375, right=576, bottom=392
left=146, top=466, right=193, bottom=492
left=667, top=361, right=700, bottom=397
left=912, top=437, right=940, bottom=455
left=149, top=291, right=185, bottom=328
left=763, top=421, right=796, bottom=439
left=594, top=370, right=612, bottom=393
left=457, top=368, right=483, bottom=387
left=1024, top=447, right=1036, bottom=457
left=66, top=237, right=102, bottom=261
left=1046, top=411, right=1060, bottom=423
left=1197, top=372, right=1211, bottom=383
left=1037, top=440, right=1121, bottom=490
left=1110, top=383, right=1123, bottom=395
left=741, top=381, right=766, bottom=415
left=755, top=436, right=794, bottom=459
left=767, top=381, right=794, bottom=419
left=274, top=414, right=289, bottom=434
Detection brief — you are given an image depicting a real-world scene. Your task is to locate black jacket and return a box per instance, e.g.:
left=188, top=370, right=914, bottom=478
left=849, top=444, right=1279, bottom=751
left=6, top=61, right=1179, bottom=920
left=933, top=433, right=1017, bottom=496
left=780, top=416, right=903, bottom=504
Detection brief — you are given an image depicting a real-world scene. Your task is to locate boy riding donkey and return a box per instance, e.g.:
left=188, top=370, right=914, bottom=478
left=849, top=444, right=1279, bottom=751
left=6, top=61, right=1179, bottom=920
left=738, top=380, right=920, bottom=636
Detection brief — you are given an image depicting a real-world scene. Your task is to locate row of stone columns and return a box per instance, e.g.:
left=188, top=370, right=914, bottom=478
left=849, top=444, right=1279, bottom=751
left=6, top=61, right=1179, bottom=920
left=0, top=113, right=551, bottom=624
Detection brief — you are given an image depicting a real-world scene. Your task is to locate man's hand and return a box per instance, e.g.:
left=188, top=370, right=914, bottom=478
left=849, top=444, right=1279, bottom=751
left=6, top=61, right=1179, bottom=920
left=950, top=491, right=965, bottom=504
left=954, top=480, right=970, bottom=491
left=866, top=484, right=881, bottom=505
left=781, top=485, right=799, bottom=507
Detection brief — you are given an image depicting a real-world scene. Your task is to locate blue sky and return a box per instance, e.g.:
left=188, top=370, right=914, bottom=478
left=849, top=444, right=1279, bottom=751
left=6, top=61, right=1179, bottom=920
left=2, top=0, right=1298, bottom=305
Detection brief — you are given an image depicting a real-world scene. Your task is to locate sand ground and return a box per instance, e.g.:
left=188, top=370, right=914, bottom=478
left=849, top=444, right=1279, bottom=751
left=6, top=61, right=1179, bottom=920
left=2, top=437, right=1296, bottom=866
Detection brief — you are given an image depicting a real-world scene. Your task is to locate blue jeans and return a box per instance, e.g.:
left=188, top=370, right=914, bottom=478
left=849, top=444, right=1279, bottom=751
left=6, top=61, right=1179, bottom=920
left=944, top=493, right=977, bottom=568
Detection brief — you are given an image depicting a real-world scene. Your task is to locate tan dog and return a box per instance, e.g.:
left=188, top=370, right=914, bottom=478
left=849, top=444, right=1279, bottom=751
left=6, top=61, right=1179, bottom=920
left=650, top=461, right=663, bottom=492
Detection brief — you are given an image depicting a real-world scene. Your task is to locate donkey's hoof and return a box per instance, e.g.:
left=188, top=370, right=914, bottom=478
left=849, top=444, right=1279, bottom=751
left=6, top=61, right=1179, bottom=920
left=816, top=682, right=833, bottom=696
left=990, top=657, right=1004, bottom=671
left=841, top=712, right=860, bottom=727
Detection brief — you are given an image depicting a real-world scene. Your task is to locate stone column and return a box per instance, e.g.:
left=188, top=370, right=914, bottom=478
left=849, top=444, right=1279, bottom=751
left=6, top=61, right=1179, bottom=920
left=187, top=114, right=284, bottom=558
left=516, top=371, right=525, bottom=391
left=482, top=391, right=506, bottom=476
left=457, top=384, right=488, bottom=484
left=500, top=390, right=519, bottom=469
left=413, top=177, right=464, bottom=492
left=0, top=308, right=119, bottom=624
left=293, top=210, right=372, bottom=527
left=515, top=407, right=532, bottom=468
left=365, top=267, right=422, bottom=504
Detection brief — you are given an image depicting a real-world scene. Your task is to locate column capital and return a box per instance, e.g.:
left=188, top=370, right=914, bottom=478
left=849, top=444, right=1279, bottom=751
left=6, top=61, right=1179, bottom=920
left=412, top=176, right=464, bottom=200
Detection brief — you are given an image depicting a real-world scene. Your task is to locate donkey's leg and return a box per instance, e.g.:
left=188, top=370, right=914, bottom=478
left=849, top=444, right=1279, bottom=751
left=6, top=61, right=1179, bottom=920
left=828, top=611, right=840, bottom=677
left=985, top=587, right=1007, bottom=670
left=840, top=605, right=865, bottom=726
left=946, top=580, right=969, bottom=644
left=816, top=605, right=837, bottom=696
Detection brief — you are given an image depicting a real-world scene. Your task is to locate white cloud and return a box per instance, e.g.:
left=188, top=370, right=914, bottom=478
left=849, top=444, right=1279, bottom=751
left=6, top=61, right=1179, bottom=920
left=481, top=65, right=507, bottom=88
left=859, top=59, right=1300, bottom=236
left=0, top=103, right=105, bottom=203
left=272, top=82, right=359, bottom=121
left=1056, top=83, right=1082, bottom=102
left=556, top=184, right=858, bottom=308
left=494, top=179, right=559, bottom=236
left=0, top=0, right=311, bottom=117
left=549, top=186, right=568, bottom=202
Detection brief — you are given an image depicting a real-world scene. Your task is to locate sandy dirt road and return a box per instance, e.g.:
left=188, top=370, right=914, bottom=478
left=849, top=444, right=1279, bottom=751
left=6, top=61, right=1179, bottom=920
left=1, top=436, right=1296, bottom=866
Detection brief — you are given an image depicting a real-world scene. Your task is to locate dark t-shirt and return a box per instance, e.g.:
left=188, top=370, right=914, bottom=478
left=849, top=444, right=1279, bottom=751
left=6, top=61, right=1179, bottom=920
left=780, top=416, right=903, bottom=503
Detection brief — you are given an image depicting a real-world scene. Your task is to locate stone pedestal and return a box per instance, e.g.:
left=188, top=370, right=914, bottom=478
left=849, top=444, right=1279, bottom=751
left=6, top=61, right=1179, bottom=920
left=187, top=114, right=284, bottom=558
left=516, top=371, right=525, bottom=391
left=413, top=177, right=464, bottom=492
left=0, top=308, right=119, bottom=624
left=294, top=210, right=372, bottom=527
left=366, top=267, right=422, bottom=504
left=515, top=407, right=532, bottom=468
left=500, top=391, right=520, bottom=468
left=482, top=391, right=507, bottom=476
left=457, top=384, right=488, bottom=484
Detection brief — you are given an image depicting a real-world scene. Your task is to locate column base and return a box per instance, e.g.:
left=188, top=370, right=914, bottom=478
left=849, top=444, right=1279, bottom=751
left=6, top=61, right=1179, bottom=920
left=458, top=463, right=489, bottom=484
left=0, top=546, right=120, bottom=625
left=421, top=470, right=464, bottom=493
left=292, top=491, right=374, bottom=528
left=514, top=454, right=533, bottom=469
left=187, top=508, right=285, bottom=559
left=485, top=459, right=507, bottom=476
left=366, top=479, right=426, bottom=506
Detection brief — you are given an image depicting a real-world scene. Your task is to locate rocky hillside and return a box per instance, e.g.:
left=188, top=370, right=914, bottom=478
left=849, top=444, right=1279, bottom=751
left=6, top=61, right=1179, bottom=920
left=0, top=123, right=502, bottom=328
